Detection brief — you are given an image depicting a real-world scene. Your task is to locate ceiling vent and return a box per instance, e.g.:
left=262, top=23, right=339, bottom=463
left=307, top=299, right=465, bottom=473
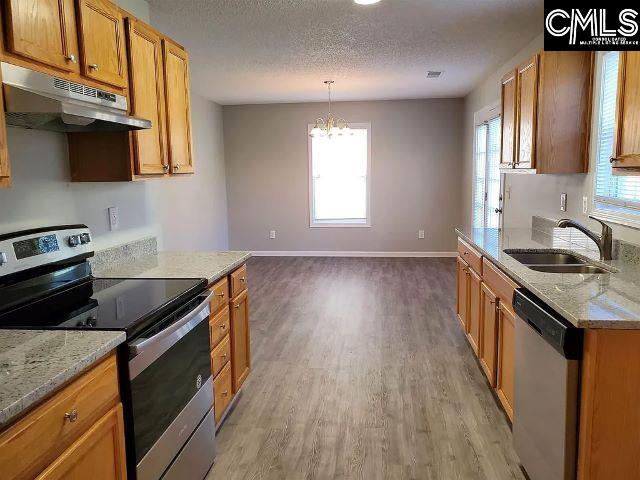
left=426, top=71, right=442, bottom=79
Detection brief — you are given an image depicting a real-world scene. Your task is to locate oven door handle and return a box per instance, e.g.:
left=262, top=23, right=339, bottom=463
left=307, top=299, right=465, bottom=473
left=128, top=290, right=213, bottom=379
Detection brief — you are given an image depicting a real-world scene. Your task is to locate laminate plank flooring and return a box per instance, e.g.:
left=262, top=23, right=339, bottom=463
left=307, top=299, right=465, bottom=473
left=208, top=257, right=524, bottom=480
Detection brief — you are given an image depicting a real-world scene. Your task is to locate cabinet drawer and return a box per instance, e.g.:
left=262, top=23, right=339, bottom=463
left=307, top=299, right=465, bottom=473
left=213, top=362, right=233, bottom=426
left=482, top=258, right=520, bottom=309
left=211, top=334, right=231, bottom=378
left=209, top=277, right=228, bottom=314
left=0, top=354, right=119, bottom=480
left=209, top=305, right=230, bottom=349
left=457, top=238, right=482, bottom=274
left=230, top=264, right=248, bottom=298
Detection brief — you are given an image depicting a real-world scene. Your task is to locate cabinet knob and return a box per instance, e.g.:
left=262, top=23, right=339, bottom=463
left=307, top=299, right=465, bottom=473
left=162, top=164, right=169, bottom=172
left=65, top=54, right=77, bottom=63
left=610, top=156, right=617, bottom=164
left=240, top=277, right=246, bottom=283
left=234, top=304, right=240, bottom=309
left=217, top=292, right=225, bottom=298
left=220, top=324, right=226, bottom=330
left=221, top=353, right=227, bottom=359
left=222, top=390, right=229, bottom=396
left=88, top=63, right=99, bottom=70
left=64, top=408, right=78, bottom=423
left=174, top=164, right=180, bottom=171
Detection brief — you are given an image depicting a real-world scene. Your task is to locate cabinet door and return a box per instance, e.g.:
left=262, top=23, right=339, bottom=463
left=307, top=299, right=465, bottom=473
left=516, top=54, right=539, bottom=170
left=496, top=304, right=515, bottom=421
left=479, top=283, right=499, bottom=386
left=126, top=18, right=167, bottom=175
left=76, top=0, right=127, bottom=88
left=500, top=69, right=517, bottom=169
left=4, top=0, right=80, bottom=72
left=0, top=63, right=10, bottom=186
left=467, top=268, right=482, bottom=354
left=36, top=404, right=127, bottom=480
left=230, top=289, right=250, bottom=393
left=613, top=52, right=640, bottom=167
left=456, top=257, right=469, bottom=333
left=163, top=40, right=194, bottom=174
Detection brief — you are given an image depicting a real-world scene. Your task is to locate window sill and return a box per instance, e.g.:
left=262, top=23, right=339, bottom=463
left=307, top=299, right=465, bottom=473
left=592, top=203, right=640, bottom=231
left=310, top=221, right=371, bottom=228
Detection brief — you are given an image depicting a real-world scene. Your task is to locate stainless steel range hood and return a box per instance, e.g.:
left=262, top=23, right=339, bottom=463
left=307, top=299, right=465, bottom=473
left=1, top=62, right=151, bottom=132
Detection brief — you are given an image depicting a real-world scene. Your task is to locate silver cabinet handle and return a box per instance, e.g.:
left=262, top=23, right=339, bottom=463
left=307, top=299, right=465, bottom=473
left=66, top=54, right=77, bottom=63
left=88, top=63, right=99, bottom=70
left=64, top=408, right=78, bottom=423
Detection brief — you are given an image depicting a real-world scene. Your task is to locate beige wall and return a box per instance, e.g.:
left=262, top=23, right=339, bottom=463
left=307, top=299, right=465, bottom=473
left=0, top=0, right=229, bottom=251
left=224, top=99, right=464, bottom=252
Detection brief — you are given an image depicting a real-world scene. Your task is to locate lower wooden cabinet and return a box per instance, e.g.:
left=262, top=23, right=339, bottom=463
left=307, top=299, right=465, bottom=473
left=496, top=304, right=516, bottom=421
left=456, top=257, right=470, bottom=332
left=213, top=362, right=233, bottom=425
left=36, top=404, right=127, bottom=480
left=467, top=268, right=482, bottom=354
left=230, top=288, right=251, bottom=393
left=479, top=283, right=499, bottom=387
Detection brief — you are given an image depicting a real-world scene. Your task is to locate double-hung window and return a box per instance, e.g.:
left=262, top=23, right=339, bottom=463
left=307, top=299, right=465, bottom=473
left=472, top=111, right=502, bottom=228
left=308, top=123, right=371, bottom=227
left=593, top=51, right=640, bottom=226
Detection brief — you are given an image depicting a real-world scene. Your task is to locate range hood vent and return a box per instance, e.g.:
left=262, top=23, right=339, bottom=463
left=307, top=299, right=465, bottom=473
left=1, top=62, right=151, bottom=133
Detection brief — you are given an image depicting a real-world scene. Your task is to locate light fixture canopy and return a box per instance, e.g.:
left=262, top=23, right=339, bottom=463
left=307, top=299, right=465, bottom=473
left=309, top=80, right=352, bottom=138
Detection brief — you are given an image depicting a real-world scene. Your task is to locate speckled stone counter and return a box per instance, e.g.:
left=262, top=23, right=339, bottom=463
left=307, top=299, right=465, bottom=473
left=92, top=251, right=251, bottom=285
left=0, top=330, right=125, bottom=428
left=456, top=226, right=640, bottom=329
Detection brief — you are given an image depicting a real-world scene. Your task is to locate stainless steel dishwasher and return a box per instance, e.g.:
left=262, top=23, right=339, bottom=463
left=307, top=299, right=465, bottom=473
left=512, top=289, right=583, bottom=480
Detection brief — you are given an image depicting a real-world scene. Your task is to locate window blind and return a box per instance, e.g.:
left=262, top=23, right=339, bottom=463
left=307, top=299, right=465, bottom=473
left=473, top=124, right=487, bottom=228
left=594, top=52, right=640, bottom=209
left=485, top=116, right=501, bottom=228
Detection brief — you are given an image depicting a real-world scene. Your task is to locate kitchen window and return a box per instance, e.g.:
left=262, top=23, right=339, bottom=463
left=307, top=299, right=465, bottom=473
left=308, top=123, right=371, bottom=227
left=472, top=108, right=502, bottom=228
left=592, top=51, right=640, bottom=227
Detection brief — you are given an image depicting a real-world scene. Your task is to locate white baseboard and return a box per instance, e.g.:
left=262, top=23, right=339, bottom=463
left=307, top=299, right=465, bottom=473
left=251, top=251, right=458, bottom=258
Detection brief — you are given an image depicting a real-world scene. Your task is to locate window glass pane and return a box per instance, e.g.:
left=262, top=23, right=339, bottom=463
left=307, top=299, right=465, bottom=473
left=311, top=127, right=369, bottom=223
left=473, top=124, right=487, bottom=228
left=485, top=116, right=501, bottom=228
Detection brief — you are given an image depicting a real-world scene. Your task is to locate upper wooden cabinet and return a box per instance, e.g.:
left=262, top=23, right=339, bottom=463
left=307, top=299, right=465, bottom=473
left=3, top=0, right=80, bottom=72
left=501, top=50, right=594, bottom=174
left=127, top=18, right=168, bottom=175
left=163, top=40, right=194, bottom=174
left=611, top=52, right=640, bottom=171
left=500, top=69, right=517, bottom=169
left=76, top=0, right=127, bottom=88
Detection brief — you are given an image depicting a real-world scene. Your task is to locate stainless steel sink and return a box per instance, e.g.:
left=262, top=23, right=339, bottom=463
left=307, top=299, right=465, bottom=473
left=506, top=251, right=586, bottom=265
left=527, top=265, right=611, bottom=274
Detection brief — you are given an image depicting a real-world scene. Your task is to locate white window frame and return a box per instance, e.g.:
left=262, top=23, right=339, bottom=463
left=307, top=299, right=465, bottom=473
left=308, top=122, right=372, bottom=228
left=589, top=51, right=640, bottom=230
left=472, top=101, right=503, bottom=228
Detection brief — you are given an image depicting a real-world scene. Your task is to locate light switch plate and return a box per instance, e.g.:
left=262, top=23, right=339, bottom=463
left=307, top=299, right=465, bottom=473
left=560, top=193, right=567, bottom=212
left=418, top=230, right=425, bottom=239
left=583, top=196, right=589, bottom=214
left=269, top=230, right=276, bottom=239
left=108, top=207, right=119, bottom=231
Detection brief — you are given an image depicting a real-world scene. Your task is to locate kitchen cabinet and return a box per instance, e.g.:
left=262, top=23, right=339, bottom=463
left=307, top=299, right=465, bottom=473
left=0, top=62, right=10, bottom=188
left=496, top=303, right=515, bottom=421
left=456, top=256, right=469, bottom=333
left=36, top=404, right=127, bottom=480
left=0, top=354, right=124, bottom=480
left=467, top=268, right=482, bottom=354
left=479, top=282, right=499, bottom=387
left=501, top=50, right=594, bottom=174
left=126, top=18, right=168, bottom=175
left=500, top=69, right=517, bottom=168
left=213, top=362, right=233, bottom=426
left=76, top=0, right=128, bottom=88
left=611, top=52, right=640, bottom=171
left=3, top=0, right=80, bottom=72
left=163, top=40, right=194, bottom=174
left=230, top=287, right=250, bottom=393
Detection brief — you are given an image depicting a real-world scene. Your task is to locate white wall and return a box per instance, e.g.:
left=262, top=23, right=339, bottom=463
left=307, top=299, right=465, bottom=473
left=0, top=0, right=229, bottom=251
left=224, top=99, right=464, bottom=253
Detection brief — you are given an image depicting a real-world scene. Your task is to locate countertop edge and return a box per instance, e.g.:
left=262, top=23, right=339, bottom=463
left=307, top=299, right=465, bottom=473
left=0, top=332, right=126, bottom=429
left=205, top=252, right=252, bottom=284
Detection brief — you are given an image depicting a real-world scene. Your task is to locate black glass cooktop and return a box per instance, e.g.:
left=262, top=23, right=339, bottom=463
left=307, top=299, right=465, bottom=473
left=0, top=276, right=207, bottom=338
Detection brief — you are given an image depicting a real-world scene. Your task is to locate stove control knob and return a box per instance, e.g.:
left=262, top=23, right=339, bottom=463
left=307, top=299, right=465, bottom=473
left=68, top=235, right=80, bottom=247
left=0, top=252, right=7, bottom=266
left=80, top=233, right=92, bottom=244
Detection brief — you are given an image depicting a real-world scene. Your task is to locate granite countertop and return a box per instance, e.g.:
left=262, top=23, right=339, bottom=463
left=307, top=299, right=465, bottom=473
left=92, top=251, right=251, bottom=284
left=456, top=225, right=640, bottom=329
left=0, top=330, right=125, bottom=428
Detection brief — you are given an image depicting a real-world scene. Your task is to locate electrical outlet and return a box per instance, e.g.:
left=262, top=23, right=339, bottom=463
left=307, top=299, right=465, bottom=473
left=560, top=193, right=567, bottom=212
left=418, top=230, right=425, bottom=239
left=108, top=207, right=119, bottom=231
left=269, top=230, right=276, bottom=239
left=583, top=196, right=589, bottom=214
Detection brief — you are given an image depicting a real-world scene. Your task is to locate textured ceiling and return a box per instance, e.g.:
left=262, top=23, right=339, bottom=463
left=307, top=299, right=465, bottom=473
left=148, top=0, right=543, bottom=104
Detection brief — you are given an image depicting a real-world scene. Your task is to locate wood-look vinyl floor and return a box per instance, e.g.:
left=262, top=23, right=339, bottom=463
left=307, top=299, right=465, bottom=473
left=208, top=257, right=524, bottom=480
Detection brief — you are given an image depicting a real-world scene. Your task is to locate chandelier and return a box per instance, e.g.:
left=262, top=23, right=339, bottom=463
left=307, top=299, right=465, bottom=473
left=309, top=80, right=352, bottom=138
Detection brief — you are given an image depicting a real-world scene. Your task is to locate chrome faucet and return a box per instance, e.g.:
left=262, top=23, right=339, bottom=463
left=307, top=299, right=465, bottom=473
left=556, top=215, right=613, bottom=261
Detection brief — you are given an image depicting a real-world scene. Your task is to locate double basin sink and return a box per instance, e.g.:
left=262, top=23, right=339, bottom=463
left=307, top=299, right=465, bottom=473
left=504, top=250, right=615, bottom=274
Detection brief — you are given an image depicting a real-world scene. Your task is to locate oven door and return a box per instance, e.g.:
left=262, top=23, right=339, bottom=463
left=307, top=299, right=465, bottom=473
left=128, top=291, right=215, bottom=480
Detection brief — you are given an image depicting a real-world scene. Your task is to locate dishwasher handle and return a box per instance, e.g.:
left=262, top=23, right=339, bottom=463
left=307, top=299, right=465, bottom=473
left=513, top=289, right=583, bottom=360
